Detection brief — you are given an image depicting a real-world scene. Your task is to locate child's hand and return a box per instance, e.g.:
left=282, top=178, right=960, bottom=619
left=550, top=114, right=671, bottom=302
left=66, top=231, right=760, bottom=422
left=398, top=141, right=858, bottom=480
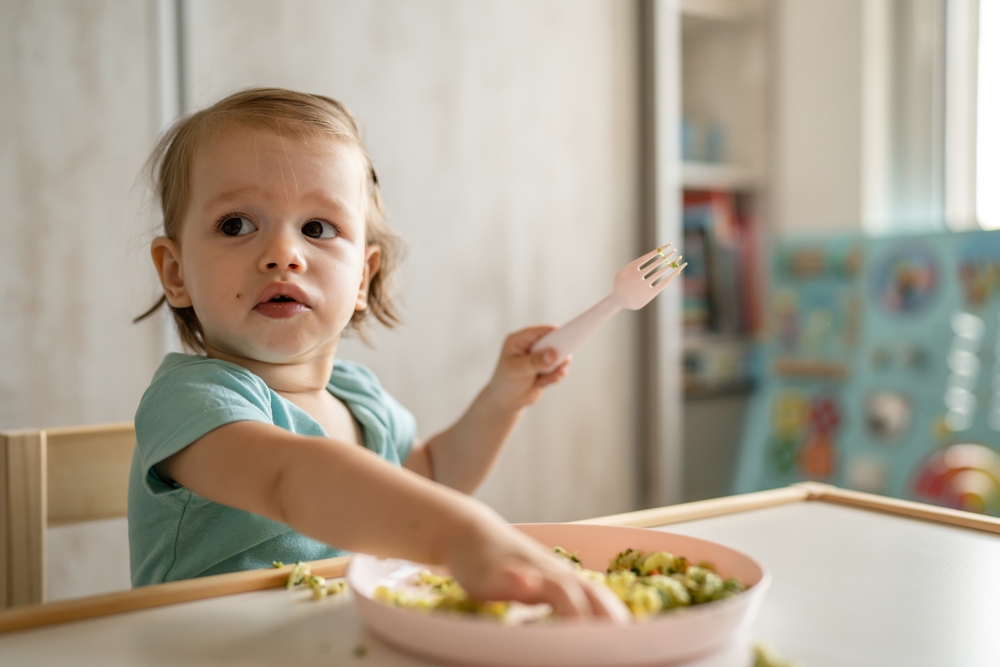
left=484, top=326, right=571, bottom=411
left=445, top=513, right=631, bottom=623
left=415, top=326, right=573, bottom=492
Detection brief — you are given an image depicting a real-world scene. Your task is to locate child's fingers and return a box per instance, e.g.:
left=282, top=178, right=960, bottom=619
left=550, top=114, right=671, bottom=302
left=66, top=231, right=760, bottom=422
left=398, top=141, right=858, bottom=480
left=531, top=347, right=560, bottom=371
left=536, top=358, right=571, bottom=386
left=502, top=326, right=557, bottom=356
left=540, top=571, right=629, bottom=622
left=537, top=575, right=594, bottom=618
left=580, top=578, right=632, bottom=625
left=495, top=565, right=544, bottom=600
left=501, top=342, right=559, bottom=378
left=487, top=565, right=589, bottom=616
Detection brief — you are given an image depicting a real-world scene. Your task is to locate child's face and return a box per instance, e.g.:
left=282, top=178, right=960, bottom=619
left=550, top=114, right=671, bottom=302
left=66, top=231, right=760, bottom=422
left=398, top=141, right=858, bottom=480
left=152, top=126, right=379, bottom=363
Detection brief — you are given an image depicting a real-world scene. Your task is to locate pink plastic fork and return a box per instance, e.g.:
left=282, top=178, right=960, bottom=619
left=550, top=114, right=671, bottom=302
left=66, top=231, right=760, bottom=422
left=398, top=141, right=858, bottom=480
left=531, top=245, right=686, bottom=372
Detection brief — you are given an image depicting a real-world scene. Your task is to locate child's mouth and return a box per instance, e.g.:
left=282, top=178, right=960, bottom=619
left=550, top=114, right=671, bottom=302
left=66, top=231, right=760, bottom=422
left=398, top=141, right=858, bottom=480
left=255, top=294, right=309, bottom=319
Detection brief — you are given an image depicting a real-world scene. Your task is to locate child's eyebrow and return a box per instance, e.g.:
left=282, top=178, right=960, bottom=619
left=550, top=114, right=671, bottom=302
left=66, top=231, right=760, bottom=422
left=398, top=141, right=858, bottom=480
left=298, top=191, right=353, bottom=216
left=206, top=187, right=355, bottom=218
left=205, top=186, right=261, bottom=209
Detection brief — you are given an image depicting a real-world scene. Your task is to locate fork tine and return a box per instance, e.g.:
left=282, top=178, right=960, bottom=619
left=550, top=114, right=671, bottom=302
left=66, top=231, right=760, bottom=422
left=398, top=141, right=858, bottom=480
left=650, top=262, right=687, bottom=288
left=637, top=252, right=661, bottom=270
left=644, top=254, right=682, bottom=280
left=656, top=245, right=678, bottom=265
left=643, top=261, right=665, bottom=280
left=637, top=244, right=673, bottom=270
left=644, top=261, right=670, bottom=281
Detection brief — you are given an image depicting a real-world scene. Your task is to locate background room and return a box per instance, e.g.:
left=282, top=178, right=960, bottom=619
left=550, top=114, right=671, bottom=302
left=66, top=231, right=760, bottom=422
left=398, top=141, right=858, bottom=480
left=1, top=0, right=994, bottom=608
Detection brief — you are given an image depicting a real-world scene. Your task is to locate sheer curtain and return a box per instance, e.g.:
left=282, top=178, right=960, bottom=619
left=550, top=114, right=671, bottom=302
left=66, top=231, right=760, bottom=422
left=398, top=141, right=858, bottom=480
left=978, top=1, right=1000, bottom=228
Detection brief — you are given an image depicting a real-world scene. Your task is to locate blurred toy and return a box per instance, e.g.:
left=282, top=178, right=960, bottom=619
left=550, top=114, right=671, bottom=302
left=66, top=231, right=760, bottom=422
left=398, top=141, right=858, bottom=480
left=736, top=230, right=1000, bottom=517
left=912, top=443, right=1000, bottom=515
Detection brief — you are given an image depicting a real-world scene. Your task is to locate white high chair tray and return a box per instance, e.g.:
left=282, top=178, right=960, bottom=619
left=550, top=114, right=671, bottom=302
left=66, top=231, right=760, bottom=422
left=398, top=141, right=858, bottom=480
left=0, top=484, right=997, bottom=667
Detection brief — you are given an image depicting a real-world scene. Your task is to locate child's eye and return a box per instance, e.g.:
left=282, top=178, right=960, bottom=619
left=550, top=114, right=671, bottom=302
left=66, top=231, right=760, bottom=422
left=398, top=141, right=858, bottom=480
left=218, top=215, right=257, bottom=237
left=301, top=220, right=338, bottom=239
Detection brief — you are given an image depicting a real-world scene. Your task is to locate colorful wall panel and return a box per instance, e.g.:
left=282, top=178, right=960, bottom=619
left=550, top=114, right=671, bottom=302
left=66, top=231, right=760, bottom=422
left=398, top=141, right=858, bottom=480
left=735, top=231, right=1000, bottom=515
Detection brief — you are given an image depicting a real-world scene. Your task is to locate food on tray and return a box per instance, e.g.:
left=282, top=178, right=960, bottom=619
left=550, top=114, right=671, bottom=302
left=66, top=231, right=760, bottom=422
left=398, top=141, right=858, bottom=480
left=566, top=547, right=746, bottom=617
left=275, top=560, right=347, bottom=600
left=375, top=569, right=510, bottom=617
left=752, top=642, right=796, bottom=667
left=372, top=546, right=746, bottom=620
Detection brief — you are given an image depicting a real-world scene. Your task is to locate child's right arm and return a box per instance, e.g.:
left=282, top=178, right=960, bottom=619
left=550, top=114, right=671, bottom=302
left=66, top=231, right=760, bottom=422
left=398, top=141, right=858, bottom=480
left=156, top=420, right=628, bottom=621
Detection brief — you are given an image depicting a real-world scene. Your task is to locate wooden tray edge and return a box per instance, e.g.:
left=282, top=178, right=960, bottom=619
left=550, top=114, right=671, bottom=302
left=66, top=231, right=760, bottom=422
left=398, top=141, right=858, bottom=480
left=575, top=486, right=810, bottom=528
left=795, top=482, right=1000, bottom=535
left=0, top=555, right=349, bottom=634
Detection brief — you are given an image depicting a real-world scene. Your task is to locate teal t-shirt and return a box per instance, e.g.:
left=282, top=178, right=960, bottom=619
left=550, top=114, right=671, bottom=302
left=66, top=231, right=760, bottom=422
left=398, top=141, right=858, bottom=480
left=128, top=353, right=416, bottom=587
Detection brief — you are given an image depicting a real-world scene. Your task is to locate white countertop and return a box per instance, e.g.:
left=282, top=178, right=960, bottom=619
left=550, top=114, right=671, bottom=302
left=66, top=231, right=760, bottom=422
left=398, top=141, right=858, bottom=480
left=2, top=500, right=998, bottom=667
left=666, top=501, right=1000, bottom=667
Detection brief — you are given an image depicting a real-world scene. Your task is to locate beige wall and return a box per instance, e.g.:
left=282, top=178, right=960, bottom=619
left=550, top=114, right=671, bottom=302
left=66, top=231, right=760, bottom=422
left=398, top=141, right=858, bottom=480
left=0, top=1, right=163, bottom=431
left=4, top=0, right=643, bottom=584
left=184, top=0, right=642, bottom=523
left=771, top=0, right=865, bottom=234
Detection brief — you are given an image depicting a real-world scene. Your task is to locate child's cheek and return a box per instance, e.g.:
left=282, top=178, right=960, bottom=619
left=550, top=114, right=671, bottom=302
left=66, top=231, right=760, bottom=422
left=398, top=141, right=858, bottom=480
left=188, top=262, right=238, bottom=322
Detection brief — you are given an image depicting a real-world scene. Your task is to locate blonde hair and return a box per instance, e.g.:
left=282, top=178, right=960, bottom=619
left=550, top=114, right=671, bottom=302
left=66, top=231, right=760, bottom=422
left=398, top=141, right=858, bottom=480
left=136, top=87, right=404, bottom=350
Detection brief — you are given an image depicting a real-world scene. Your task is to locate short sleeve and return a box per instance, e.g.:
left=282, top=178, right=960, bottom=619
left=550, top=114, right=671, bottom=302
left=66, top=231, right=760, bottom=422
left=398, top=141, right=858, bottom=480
left=134, top=354, right=274, bottom=496
left=328, top=360, right=417, bottom=466
left=379, top=387, right=418, bottom=463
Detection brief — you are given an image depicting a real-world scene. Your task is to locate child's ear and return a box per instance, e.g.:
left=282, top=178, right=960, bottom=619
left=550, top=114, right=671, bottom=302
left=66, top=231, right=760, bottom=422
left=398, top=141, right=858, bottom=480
left=355, top=244, right=382, bottom=312
left=151, top=237, right=193, bottom=309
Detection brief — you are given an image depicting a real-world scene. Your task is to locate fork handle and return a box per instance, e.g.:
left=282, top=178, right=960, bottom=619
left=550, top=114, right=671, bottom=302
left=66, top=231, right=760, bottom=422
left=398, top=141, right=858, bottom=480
left=531, top=295, right=621, bottom=373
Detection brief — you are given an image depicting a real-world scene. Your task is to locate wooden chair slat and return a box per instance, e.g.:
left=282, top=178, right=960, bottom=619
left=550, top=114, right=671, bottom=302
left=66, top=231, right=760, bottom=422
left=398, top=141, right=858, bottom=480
left=2, top=423, right=135, bottom=609
left=47, top=427, right=134, bottom=526
left=3, top=431, right=47, bottom=606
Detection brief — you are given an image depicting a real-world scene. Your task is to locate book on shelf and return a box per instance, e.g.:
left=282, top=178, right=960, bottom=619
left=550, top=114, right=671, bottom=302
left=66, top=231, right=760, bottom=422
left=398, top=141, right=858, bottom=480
left=681, top=190, right=762, bottom=337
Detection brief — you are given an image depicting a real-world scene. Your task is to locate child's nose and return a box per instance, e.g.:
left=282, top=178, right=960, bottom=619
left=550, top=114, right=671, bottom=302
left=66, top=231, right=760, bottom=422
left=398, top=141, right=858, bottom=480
left=266, top=260, right=299, bottom=270
left=260, top=233, right=305, bottom=272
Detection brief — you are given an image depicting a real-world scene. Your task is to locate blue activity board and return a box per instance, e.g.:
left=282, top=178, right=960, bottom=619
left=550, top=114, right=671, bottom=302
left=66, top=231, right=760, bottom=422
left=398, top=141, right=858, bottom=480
left=734, top=230, right=1000, bottom=515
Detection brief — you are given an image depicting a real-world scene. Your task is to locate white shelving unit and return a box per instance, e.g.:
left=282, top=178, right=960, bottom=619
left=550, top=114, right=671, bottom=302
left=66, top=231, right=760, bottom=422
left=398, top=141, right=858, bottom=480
left=677, top=0, right=771, bottom=502
left=681, top=161, right=759, bottom=190
left=680, top=0, right=768, bottom=193
left=641, top=0, right=771, bottom=506
left=680, top=0, right=763, bottom=23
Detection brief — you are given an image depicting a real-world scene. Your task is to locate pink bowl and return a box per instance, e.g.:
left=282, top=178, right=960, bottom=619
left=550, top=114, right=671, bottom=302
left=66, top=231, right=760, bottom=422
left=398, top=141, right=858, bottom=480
left=347, top=523, right=770, bottom=667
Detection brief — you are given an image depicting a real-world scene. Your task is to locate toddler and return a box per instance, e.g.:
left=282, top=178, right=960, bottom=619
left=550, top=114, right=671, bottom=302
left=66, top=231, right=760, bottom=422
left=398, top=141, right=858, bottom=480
left=129, top=88, right=623, bottom=619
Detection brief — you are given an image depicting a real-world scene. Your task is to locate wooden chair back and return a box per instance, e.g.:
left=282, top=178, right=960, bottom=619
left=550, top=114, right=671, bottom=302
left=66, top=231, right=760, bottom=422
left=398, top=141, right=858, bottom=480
left=1, top=423, right=135, bottom=608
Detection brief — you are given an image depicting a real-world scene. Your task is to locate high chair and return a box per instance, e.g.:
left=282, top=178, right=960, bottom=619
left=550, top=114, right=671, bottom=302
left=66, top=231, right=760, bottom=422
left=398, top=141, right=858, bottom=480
left=0, top=422, right=135, bottom=608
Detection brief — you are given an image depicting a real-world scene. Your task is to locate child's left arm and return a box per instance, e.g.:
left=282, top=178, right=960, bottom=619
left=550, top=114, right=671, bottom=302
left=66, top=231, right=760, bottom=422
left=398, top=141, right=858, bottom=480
left=403, top=326, right=568, bottom=493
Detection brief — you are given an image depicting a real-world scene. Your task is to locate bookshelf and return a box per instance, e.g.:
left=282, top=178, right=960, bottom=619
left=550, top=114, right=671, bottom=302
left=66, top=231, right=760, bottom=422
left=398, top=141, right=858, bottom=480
left=678, top=0, right=769, bottom=502
left=679, top=0, right=768, bottom=399
left=681, top=162, right=759, bottom=190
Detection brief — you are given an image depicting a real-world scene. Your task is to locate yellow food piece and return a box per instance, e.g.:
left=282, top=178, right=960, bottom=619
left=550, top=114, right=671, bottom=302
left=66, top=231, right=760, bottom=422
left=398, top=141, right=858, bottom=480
left=376, top=571, right=509, bottom=617
left=752, top=642, right=795, bottom=667
left=279, top=560, right=347, bottom=600
left=286, top=562, right=311, bottom=589
left=645, top=575, right=691, bottom=608
left=637, top=551, right=675, bottom=576
left=552, top=546, right=582, bottom=568
left=608, top=548, right=644, bottom=573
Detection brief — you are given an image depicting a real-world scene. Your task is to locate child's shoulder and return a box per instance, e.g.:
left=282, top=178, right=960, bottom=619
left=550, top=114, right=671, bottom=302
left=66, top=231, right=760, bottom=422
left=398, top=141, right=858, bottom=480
left=153, top=352, right=262, bottom=383
left=144, top=353, right=271, bottom=405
